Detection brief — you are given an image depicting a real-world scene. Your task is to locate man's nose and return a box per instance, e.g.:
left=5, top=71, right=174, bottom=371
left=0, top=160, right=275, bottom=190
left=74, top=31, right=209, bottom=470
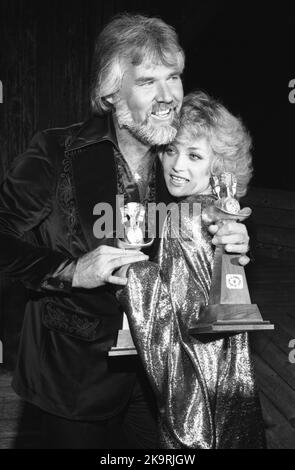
left=156, top=81, right=173, bottom=103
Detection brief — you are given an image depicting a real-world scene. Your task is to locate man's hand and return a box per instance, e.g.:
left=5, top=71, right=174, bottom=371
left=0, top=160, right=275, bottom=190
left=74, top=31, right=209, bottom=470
left=72, top=245, right=148, bottom=288
left=208, top=221, right=250, bottom=266
left=113, top=264, right=131, bottom=285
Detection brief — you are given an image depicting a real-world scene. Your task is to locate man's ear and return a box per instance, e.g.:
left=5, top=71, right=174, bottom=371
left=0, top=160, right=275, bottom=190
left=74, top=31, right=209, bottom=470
left=103, top=95, right=115, bottom=106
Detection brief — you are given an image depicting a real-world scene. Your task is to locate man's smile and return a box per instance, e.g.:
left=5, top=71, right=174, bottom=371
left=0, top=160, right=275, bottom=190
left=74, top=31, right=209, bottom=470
left=151, top=104, right=176, bottom=121
left=152, top=109, right=171, bottom=119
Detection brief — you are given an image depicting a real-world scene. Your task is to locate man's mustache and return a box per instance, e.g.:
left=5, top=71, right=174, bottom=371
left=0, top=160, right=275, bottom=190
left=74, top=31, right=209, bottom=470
left=151, top=101, right=180, bottom=115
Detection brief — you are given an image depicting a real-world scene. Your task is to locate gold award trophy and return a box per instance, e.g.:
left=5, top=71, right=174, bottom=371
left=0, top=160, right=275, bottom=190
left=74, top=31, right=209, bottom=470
left=190, top=172, right=274, bottom=334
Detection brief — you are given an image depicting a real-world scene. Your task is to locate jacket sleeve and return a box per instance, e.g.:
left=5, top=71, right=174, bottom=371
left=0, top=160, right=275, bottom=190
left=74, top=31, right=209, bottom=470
left=0, top=131, right=76, bottom=292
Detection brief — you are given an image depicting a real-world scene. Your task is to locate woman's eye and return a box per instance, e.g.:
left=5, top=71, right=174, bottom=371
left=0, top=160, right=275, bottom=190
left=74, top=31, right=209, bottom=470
left=189, top=153, right=201, bottom=160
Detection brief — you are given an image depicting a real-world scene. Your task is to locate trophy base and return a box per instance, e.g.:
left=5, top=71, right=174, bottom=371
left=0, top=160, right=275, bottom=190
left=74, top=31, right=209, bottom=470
left=109, top=330, right=136, bottom=356
left=109, top=304, right=275, bottom=357
left=118, top=238, right=154, bottom=250
left=190, top=304, right=275, bottom=334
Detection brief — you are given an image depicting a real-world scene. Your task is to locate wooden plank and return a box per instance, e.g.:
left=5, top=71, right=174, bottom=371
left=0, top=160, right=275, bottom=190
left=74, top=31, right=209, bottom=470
left=250, top=323, right=295, bottom=357
left=259, top=391, right=295, bottom=449
left=0, top=420, right=22, bottom=436
left=0, top=398, right=23, bottom=420
left=0, top=371, right=41, bottom=449
left=0, top=434, right=41, bottom=450
left=0, top=437, right=16, bottom=450
left=251, top=333, right=295, bottom=391
left=253, top=354, right=295, bottom=426
left=0, top=435, right=41, bottom=450
left=0, top=372, right=13, bottom=385
left=271, top=318, right=295, bottom=347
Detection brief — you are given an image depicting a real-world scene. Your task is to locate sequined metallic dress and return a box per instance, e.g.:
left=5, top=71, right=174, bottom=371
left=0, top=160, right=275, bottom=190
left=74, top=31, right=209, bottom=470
left=119, top=194, right=266, bottom=449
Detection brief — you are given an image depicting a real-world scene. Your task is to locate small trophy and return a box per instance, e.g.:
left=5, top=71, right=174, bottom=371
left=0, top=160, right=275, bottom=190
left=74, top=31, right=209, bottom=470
left=109, top=202, right=153, bottom=356
left=118, top=202, right=153, bottom=249
left=190, top=172, right=274, bottom=334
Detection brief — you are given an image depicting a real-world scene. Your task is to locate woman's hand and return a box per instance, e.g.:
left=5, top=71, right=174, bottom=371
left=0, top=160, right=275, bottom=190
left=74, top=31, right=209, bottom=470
left=208, top=221, right=250, bottom=266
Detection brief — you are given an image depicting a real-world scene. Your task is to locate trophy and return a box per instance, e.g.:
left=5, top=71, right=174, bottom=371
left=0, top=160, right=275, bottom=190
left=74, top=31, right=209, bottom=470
left=109, top=202, right=153, bottom=356
left=190, top=172, right=274, bottom=334
left=118, top=202, right=153, bottom=249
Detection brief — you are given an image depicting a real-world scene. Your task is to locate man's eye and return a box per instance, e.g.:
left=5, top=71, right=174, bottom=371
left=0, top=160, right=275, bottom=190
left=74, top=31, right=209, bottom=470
left=169, top=75, right=180, bottom=81
left=140, top=80, right=154, bottom=86
left=165, top=146, right=176, bottom=155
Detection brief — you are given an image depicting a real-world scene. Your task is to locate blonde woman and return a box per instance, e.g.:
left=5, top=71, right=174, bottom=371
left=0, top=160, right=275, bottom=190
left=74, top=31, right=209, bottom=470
left=119, top=91, right=265, bottom=449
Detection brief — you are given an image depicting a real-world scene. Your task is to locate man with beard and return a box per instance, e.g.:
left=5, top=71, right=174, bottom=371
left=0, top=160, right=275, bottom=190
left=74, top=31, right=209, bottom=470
left=0, top=13, right=250, bottom=449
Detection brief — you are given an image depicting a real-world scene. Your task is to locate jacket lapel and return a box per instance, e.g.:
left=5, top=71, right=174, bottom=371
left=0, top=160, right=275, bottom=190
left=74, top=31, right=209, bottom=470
left=68, top=115, right=119, bottom=251
left=70, top=141, right=118, bottom=251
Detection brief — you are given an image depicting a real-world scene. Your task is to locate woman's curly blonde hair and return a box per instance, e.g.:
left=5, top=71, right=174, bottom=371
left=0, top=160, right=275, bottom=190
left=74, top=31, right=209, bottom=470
left=179, top=91, right=253, bottom=198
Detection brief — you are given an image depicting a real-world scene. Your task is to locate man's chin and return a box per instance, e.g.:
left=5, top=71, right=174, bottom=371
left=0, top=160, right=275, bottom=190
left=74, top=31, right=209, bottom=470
left=134, top=124, right=178, bottom=146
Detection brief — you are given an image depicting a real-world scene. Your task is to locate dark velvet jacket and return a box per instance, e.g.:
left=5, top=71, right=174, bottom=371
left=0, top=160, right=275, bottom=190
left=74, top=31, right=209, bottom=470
left=0, top=113, right=172, bottom=419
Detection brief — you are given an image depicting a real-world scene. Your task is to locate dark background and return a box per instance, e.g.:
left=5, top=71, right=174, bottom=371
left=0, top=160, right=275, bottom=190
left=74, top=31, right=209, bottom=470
left=0, top=0, right=294, bottom=190
left=0, top=2, right=294, bottom=448
left=0, top=0, right=294, bottom=370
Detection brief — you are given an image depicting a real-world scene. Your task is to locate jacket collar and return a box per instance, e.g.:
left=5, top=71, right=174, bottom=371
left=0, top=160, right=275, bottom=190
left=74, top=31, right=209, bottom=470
left=66, top=113, right=119, bottom=152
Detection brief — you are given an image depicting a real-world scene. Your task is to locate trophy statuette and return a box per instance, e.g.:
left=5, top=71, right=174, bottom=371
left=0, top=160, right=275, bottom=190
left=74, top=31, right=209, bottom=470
left=118, top=202, right=153, bottom=249
left=190, top=172, right=274, bottom=334
left=109, top=202, right=153, bottom=356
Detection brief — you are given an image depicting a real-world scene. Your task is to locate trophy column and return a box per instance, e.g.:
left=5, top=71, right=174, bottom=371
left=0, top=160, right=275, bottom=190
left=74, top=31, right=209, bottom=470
left=190, top=172, right=274, bottom=334
left=109, top=202, right=152, bottom=357
left=190, top=247, right=274, bottom=333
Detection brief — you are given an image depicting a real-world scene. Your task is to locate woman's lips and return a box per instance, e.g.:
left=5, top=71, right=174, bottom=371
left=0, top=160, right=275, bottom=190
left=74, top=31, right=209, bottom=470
left=169, top=174, right=189, bottom=186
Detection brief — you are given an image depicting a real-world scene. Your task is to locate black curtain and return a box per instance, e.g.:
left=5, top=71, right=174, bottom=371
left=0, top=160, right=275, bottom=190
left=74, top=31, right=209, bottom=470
left=0, top=0, right=294, bottom=189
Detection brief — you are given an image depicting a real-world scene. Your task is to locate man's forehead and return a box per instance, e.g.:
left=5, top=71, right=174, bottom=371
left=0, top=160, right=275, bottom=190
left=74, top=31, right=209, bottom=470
left=124, top=54, right=183, bottom=76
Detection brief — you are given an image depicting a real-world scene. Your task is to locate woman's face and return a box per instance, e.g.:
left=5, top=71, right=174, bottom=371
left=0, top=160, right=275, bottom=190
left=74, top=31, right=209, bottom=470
left=161, top=132, right=214, bottom=198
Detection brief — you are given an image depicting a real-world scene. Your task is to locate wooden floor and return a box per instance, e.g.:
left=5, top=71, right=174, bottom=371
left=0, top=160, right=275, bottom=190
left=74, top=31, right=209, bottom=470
left=247, top=254, right=295, bottom=449
left=0, top=253, right=295, bottom=449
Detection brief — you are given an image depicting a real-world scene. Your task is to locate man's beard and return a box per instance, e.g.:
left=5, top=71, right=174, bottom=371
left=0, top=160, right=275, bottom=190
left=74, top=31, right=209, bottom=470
left=115, top=100, right=180, bottom=146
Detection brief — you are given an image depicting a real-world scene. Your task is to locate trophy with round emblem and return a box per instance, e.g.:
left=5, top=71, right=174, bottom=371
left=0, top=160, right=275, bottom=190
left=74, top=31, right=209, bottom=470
left=190, top=171, right=274, bottom=334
